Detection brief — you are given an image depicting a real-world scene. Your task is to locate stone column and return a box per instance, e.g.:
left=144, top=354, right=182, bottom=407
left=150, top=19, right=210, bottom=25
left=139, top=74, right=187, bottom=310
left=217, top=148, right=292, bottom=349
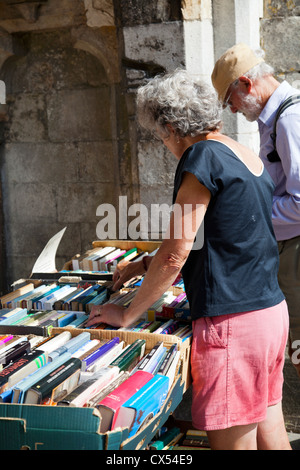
left=181, top=0, right=214, bottom=83
left=212, top=0, right=264, bottom=152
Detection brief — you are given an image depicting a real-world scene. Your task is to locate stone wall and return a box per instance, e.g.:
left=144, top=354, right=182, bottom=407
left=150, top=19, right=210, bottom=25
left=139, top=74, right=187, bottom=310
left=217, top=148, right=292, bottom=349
left=0, top=29, right=120, bottom=286
left=0, top=0, right=129, bottom=289
left=0, top=0, right=299, bottom=291
left=261, top=0, right=300, bottom=90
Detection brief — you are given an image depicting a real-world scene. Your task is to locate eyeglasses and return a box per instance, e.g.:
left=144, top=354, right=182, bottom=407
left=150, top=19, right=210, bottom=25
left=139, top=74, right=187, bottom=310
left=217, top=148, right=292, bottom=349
left=223, top=89, right=233, bottom=109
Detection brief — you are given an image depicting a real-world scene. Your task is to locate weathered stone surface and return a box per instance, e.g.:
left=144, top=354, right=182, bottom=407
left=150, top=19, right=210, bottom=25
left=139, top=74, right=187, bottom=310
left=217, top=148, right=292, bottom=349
left=56, top=182, right=115, bottom=224
left=5, top=93, right=47, bottom=142
left=123, top=22, right=185, bottom=72
left=264, top=0, right=300, bottom=18
left=47, top=88, right=112, bottom=142
left=261, top=17, right=300, bottom=72
left=2, top=142, right=79, bottom=184
left=115, top=0, right=182, bottom=26
left=0, top=0, right=86, bottom=33
left=0, top=27, right=121, bottom=281
left=137, top=141, right=176, bottom=188
left=2, top=181, right=57, bottom=223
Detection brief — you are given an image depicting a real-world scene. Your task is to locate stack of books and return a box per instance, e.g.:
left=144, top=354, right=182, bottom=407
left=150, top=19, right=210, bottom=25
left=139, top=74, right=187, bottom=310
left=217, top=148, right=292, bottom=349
left=0, top=328, right=181, bottom=437
left=69, top=245, right=153, bottom=273
left=148, top=427, right=210, bottom=450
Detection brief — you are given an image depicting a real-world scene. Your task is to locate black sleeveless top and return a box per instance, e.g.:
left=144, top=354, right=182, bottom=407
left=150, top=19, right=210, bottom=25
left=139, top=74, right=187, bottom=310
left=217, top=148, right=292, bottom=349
left=173, top=140, right=284, bottom=319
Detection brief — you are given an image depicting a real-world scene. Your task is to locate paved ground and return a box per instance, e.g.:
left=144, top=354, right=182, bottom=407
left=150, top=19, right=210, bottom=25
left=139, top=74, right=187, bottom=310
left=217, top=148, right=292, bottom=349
left=289, top=432, right=300, bottom=450
left=282, top=354, right=300, bottom=434
left=282, top=354, right=300, bottom=449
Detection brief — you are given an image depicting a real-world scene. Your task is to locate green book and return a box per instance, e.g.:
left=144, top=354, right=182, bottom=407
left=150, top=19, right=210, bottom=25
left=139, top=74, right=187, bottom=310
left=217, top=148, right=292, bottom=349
left=110, top=339, right=146, bottom=372
left=143, top=321, right=162, bottom=333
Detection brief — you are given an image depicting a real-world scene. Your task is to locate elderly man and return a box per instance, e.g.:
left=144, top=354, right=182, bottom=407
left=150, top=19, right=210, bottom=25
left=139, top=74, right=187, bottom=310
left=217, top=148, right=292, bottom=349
left=212, top=43, right=300, bottom=377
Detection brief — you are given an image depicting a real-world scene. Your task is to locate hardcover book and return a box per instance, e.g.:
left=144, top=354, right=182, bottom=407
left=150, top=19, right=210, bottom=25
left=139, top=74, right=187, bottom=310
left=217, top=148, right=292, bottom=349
left=113, top=374, right=169, bottom=436
left=109, top=339, right=146, bottom=372
left=97, top=370, right=153, bottom=433
left=0, top=340, right=31, bottom=368
left=24, top=357, right=82, bottom=404
left=57, top=366, right=119, bottom=407
left=12, top=351, right=72, bottom=403
left=0, top=349, right=48, bottom=393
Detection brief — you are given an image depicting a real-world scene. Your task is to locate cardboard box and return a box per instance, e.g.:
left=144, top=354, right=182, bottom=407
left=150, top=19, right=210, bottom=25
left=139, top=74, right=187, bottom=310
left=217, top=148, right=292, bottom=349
left=0, top=327, right=190, bottom=450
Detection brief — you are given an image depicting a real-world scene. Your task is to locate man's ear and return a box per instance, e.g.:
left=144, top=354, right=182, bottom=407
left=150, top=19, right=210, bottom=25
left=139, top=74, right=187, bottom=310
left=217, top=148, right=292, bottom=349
left=238, top=76, right=252, bottom=94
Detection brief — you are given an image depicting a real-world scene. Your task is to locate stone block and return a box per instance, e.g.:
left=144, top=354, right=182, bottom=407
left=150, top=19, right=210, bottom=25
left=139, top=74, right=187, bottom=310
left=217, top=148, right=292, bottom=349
left=137, top=140, right=176, bottom=187
left=6, top=93, right=47, bottom=142
left=117, top=0, right=181, bottom=26
left=56, top=182, right=115, bottom=224
left=2, top=142, right=78, bottom=184
left=264, top=0, right=300, bottom=18
left=123, top=22, right=185, bottom=72
left=261, top=17, right=300, bottom=72
left=77, top=141, right=116, bottom=183
left=2, top=182, right=57, bottom=224
left=47, top=88, right=112, bottom=142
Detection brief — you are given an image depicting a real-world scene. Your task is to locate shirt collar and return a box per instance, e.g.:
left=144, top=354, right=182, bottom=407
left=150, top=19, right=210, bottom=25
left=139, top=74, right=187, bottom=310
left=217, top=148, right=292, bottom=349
left=258, top=81, right=295, bottom=127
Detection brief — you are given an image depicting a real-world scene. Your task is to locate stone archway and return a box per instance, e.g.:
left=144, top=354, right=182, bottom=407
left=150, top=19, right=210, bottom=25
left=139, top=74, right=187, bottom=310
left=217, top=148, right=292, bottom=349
left=0, top=27, right=122, bottom=285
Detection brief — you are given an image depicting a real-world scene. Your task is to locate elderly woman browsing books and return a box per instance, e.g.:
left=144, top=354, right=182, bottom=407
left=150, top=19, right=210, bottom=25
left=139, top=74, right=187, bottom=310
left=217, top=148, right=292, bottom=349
left=87, top=69, right=291, bottom=451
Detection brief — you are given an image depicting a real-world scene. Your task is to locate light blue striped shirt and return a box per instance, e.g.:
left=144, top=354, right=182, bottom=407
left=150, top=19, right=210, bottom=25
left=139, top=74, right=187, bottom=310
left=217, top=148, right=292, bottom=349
left=258, top=81, right=300, bottom=241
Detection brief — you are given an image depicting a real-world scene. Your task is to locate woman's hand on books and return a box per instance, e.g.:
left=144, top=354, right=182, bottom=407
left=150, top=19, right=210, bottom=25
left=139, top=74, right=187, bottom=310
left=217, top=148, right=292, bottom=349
left=86, top=303, right=126, bottom=328
left=112, top=260, right=144, bottom=291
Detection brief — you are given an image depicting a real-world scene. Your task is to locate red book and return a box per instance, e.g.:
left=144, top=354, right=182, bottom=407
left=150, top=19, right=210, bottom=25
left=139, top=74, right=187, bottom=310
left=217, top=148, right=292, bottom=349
left=97, top=370, right=153, bottom=432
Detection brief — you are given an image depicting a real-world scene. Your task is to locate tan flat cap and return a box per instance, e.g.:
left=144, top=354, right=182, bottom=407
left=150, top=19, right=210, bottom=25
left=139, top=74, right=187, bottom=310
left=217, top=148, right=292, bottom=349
left=211, top=43, right=264, bottom=103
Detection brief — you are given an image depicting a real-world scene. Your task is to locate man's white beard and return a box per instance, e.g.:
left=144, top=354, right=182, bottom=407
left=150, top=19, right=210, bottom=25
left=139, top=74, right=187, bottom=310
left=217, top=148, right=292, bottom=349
left=239, top=94, right=263, bottom=122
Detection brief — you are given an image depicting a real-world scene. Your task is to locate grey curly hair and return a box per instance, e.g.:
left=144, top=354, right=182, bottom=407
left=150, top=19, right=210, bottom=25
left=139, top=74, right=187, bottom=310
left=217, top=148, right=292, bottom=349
left=136, top=69, right=222, bottom=139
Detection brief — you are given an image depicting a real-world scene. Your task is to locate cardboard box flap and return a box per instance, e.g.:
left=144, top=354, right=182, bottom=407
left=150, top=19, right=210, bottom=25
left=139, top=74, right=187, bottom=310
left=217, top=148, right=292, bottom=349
left=0, top=403, right=101, bottom=433
left=0, top=417, right=27, bottom=450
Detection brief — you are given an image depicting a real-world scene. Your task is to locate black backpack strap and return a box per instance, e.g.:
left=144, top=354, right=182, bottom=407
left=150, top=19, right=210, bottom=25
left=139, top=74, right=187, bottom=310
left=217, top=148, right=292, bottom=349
left=267, top=94, right=300, bottom=163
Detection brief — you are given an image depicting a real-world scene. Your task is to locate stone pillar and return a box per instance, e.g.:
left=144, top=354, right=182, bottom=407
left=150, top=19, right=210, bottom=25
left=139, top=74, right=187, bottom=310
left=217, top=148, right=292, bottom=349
left=261, top=0, right=300, bottom=92
left=181, top=0, right=214, bottom=83
left=212, top=0, right=264, bottom=152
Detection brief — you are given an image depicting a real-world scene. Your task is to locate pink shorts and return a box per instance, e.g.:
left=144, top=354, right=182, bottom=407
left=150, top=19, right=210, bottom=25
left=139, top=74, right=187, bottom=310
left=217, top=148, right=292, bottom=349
left=191, top=300, right=289, bottom=431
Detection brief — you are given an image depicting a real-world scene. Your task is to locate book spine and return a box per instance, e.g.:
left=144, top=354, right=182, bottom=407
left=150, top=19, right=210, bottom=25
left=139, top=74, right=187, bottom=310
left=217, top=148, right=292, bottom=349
left=157, top=344, right=177, bottom=375
left=0, top=340, right=31, bottom=367
left=25, top=358, right=82, bottom=403
left=110, top=339, right=146, bottom=372
left=49, top=332, right=90, bottom=361
left=81, top=337, right=120, bottom=371
left=136, top=342, right=163, bottom=371
left=66, top=366, right=119, bottom=408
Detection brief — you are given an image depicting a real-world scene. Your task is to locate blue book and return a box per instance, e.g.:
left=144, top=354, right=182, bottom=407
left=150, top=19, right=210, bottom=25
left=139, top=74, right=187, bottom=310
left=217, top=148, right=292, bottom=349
left=11, top=352, right=72, bottom=403
left=81, top=337, right=120, bottom=370
left=66, top=314, right=89, bottom=328
left=87, top=290, right=107, bottom=307
left=113, top=374, right=169, bottom=437
left=57, top=312, right=77, bottom=327
left=32, top=285, right=61, bottom=309
left=0, top=308, right=28, bottom=325
left=48, top=332, right=90, bottom=361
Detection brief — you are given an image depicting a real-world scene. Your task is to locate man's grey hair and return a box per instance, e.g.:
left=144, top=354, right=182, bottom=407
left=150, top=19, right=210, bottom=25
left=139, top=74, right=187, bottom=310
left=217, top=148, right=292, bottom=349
left=244, top=61, right=275, bottom=81
left=136, top=69, right=223, bottom=139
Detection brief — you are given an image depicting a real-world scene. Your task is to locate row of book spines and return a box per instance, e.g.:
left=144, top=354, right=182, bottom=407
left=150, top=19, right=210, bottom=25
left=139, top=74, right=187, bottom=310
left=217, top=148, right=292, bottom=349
left=72, top=246, right=145, bottom=272
left=0, top=308, right=82, bottom=331
left=0, top=305, right=191, bottom=339
left=0, top=272, right=185, bottom=317
left=1, top=283, right=109, bottom=312
left=118, top=319, right=192, bottom=341
left=0, top=332, right=179, bottom=408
